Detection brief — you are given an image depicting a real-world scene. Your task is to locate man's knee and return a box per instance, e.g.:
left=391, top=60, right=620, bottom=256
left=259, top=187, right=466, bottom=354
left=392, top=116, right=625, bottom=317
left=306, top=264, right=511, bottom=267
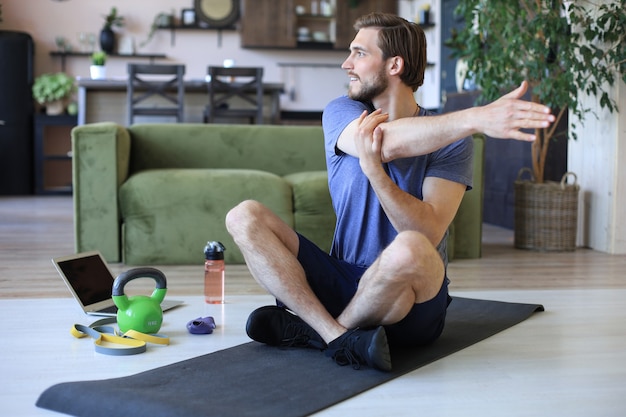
left=381, top=231, right=445, bottom=302
left=225, top=200, right=264, bottom=235
left=383, top=231, right=439, bottom=274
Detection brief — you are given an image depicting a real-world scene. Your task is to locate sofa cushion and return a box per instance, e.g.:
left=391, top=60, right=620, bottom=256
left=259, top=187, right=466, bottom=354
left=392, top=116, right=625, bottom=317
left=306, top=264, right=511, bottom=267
left=127, top=124, right=327, bottom=175
left=119, top=169, right=294, bottom=264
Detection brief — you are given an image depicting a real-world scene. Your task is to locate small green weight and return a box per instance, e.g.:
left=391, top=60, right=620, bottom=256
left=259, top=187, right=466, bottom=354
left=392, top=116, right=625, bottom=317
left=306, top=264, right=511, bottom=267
left=112, top=267, right=167, bottom=334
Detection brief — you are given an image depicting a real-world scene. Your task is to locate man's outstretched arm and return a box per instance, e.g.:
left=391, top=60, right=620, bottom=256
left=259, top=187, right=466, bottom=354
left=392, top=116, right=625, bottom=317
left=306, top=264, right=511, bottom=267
left=338, top=81, right=555, bottom=161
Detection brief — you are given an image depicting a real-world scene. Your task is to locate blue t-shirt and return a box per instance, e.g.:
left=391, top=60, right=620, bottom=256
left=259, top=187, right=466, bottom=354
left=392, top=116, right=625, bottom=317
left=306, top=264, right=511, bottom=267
left=322, top=96, right=474, bottom=268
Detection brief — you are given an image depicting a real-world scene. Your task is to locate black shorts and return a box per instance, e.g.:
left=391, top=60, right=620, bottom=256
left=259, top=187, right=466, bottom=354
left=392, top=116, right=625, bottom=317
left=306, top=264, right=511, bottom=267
left=284, top=234, right=451, bottom=348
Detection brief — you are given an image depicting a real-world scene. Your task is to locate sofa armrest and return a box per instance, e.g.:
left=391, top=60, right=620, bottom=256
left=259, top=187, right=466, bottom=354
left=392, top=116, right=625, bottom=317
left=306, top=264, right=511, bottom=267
left=72, top=122, right=131, bottom=262
left=448, top=133, right=486, bottom=260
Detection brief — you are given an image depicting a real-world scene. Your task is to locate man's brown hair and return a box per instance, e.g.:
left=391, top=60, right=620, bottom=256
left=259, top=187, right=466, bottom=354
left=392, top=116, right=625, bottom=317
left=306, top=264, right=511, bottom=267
left=354, top=12, right=427, bottom=92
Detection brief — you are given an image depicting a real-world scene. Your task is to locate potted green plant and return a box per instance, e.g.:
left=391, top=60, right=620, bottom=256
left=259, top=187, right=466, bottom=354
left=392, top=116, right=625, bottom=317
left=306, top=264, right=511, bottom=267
left=446, top=0, right=626, bottom=251
left=32, top=72, right=75, bottom=115
left=90, top=51, right=107, bottom=79
left=139, top=11, right=174, bottom=48
left=100, top=6, right=124, bottom=54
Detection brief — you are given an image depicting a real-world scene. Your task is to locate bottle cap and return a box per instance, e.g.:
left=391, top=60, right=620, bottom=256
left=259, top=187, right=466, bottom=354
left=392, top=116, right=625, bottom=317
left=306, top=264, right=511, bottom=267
left=204, top=241, right=225, bottom=260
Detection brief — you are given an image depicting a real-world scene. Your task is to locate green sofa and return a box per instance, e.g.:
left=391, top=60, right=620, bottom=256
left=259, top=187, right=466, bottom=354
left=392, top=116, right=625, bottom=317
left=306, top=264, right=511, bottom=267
left=72, top=122, right=484, bottom=265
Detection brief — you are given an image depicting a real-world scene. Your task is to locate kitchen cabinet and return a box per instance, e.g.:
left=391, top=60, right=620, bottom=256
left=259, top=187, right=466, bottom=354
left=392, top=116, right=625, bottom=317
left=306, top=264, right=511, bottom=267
left=241, top=0, right=294, bottom=48
left=334, top=0, right=397, bottom=49
left=241, top=0, right=397, bottom=50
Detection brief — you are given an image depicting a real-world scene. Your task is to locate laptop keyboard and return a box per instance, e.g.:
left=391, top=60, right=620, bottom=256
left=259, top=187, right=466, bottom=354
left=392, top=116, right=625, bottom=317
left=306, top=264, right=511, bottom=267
left=98, top=305, right=118, bottom=314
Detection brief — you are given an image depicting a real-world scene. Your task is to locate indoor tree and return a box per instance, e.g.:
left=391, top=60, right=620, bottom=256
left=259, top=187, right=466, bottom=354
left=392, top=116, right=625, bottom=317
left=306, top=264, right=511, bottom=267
left=446, top=0, right=626, bottom=183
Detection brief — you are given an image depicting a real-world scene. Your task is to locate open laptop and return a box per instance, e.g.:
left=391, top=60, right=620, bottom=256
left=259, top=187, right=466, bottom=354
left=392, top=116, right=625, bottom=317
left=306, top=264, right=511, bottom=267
left=52, top=251, right=183, bottom=317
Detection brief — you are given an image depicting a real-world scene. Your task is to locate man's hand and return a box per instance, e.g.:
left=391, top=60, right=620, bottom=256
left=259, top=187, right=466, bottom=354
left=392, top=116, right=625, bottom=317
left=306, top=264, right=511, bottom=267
left=353, top=109, right=389, bottom=176
left=476, top=81, right=555, bottom=141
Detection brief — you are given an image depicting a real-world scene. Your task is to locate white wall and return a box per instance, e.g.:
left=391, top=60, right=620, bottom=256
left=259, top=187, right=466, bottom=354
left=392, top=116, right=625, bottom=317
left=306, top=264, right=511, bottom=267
left=569, top=80, right=626, bottom=254
left=2, top=0, right=441, bottom=111
left=567, top=0, right=626, bottom=255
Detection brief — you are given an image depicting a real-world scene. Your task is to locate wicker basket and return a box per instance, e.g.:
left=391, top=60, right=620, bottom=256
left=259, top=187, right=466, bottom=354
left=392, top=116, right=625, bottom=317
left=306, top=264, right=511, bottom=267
left=514, top=169, right=579, bottom=251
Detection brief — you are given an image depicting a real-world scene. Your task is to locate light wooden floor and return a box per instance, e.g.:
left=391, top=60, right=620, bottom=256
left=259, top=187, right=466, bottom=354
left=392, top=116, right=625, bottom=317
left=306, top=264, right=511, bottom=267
left=1, top=195, right=624, bottom=299
left=2, top=196, right=626, bottom=417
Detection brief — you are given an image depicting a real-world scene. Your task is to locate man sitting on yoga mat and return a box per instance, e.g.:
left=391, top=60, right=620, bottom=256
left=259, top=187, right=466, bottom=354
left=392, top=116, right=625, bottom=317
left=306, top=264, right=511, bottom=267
left=225, top=12, right=554, bottom=371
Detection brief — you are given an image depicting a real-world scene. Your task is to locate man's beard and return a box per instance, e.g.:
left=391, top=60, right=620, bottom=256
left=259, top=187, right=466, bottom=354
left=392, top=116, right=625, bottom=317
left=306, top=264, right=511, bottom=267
left=348, top=66, right=388, bottom=102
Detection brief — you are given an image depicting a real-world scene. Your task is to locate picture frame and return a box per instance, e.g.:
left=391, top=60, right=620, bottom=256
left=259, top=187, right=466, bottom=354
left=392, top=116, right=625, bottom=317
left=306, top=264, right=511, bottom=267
left=181, top=8, right=196, bottom=27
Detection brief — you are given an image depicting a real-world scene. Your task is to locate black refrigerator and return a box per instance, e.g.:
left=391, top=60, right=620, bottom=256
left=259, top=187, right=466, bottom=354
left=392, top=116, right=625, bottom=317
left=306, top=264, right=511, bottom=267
left=0, top=30, right=34, bottom=195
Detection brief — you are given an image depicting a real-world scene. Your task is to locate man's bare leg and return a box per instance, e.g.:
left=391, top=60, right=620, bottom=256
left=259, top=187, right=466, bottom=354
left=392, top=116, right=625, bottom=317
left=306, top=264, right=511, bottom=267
left=225, top=200, right=346, bottom=343
left=226, top=200, right=394, bottom=370
left=336, top=230, right=445, bottom=331
left=226, top=202, right=445, bottom=370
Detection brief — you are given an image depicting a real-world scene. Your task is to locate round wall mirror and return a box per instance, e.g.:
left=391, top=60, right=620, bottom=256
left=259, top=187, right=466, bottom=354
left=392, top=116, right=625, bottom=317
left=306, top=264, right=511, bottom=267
left=194, top=0, right=240, bottom=28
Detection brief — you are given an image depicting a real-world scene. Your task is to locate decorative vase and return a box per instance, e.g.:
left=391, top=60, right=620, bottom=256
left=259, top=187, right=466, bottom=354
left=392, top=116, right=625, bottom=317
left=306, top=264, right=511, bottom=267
left=45, top=100, right=64, bottom=116
left=90, top=65, right=107, bottom=80
left=156, top=14, right=173, bottom=27
left=99, top=27, right=115, bottom=54
left=455, top=59, right=469, bottom=93
left=419, top=9, right=430, bottom=25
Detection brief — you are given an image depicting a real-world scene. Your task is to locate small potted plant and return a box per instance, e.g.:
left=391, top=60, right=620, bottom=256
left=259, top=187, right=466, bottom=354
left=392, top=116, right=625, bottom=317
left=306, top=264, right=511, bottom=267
left=139, top=10, right=174, bottom=48
left=90, top=51, right=107, bottom=79
left=32, top=72, right=75, bottom=115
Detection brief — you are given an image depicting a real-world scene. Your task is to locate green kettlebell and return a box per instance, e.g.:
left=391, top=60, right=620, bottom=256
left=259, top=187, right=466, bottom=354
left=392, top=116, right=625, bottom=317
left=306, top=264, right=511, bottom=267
left=112, top=267, right=167, bottom=334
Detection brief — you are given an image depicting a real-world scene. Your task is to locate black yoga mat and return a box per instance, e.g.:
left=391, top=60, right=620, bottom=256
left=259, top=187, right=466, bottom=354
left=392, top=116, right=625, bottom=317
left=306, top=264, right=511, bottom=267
left=37, top=297, right=543, bottom=417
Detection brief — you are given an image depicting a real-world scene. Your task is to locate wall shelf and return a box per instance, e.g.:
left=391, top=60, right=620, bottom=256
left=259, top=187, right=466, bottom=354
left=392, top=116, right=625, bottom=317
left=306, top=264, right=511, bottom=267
left=278, top=62, right=342, bottom=68
left=157, top=24, right=237, bottom=31
left=156, top=24, right=237, bottom=47
left=50, top=51, right=167, bottom=71
left=296, top=41, right=335, bottom=50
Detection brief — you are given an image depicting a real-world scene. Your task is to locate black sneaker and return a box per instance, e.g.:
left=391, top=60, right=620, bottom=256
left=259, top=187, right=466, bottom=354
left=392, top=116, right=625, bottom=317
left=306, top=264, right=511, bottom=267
left=246, top=305, right=326, bottom=350
left=325, top=326, right=392, bottom=371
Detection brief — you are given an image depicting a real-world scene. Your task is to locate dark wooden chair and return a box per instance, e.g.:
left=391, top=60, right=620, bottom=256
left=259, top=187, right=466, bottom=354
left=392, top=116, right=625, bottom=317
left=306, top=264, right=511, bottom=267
left=127, top=64, right=185, bottom=125
left=204, top=66, right=264, bottom=124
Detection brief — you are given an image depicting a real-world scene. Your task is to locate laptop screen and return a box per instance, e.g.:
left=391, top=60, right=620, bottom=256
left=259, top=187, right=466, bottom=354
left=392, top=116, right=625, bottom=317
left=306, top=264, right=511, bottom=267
left=56, top=253, right=114, bottom=306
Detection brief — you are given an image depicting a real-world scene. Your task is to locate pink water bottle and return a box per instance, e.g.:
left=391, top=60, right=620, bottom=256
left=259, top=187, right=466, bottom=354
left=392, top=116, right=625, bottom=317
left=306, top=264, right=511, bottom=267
left=204, top=241, right=225, bottom=304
